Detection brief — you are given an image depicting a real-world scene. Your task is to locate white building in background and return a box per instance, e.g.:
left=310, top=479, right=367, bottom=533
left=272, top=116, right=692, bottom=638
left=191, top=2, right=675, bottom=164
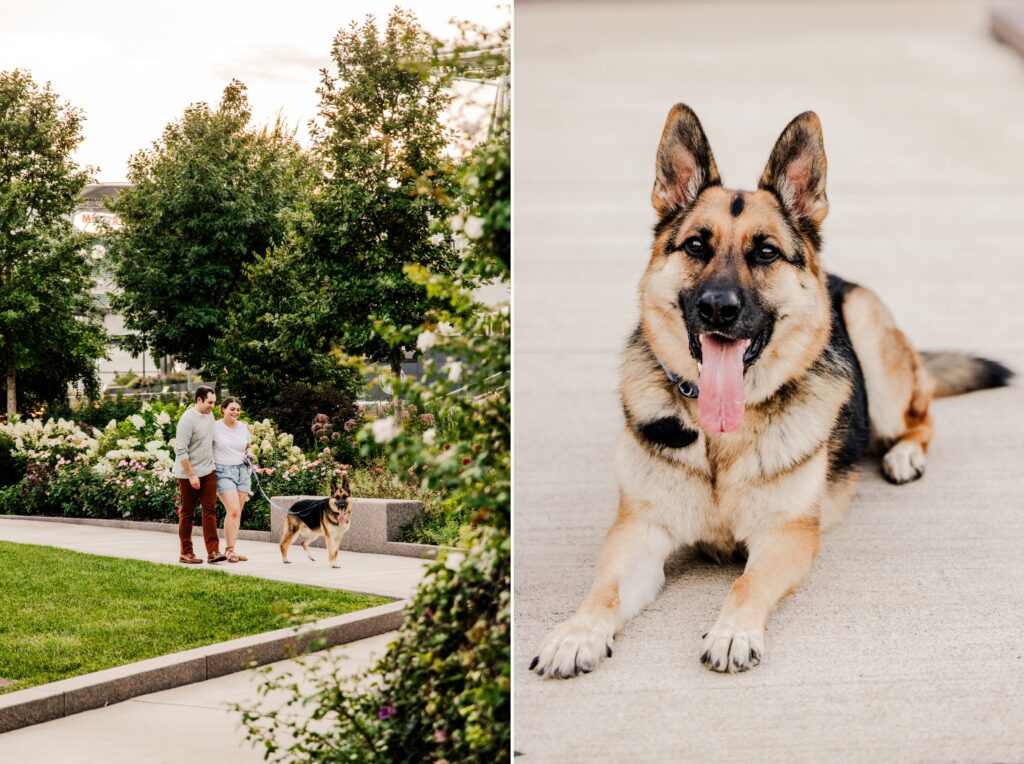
left=74, top=183, right=169, bottom=389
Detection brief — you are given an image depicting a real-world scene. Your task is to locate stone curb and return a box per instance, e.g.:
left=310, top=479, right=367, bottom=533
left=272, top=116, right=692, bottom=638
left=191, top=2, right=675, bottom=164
left=0, top=600, right=406, bottom=735
left=0, top=513, right=458, bottom=560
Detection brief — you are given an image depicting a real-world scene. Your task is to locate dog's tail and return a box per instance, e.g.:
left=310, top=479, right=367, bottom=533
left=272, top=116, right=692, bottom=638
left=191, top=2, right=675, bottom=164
left=920, top=351, right=1013, bottom=398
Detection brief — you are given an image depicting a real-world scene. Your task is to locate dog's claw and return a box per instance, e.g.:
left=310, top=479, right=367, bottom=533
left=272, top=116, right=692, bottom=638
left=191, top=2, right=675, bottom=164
left=529, top=656, right=539, bottom=671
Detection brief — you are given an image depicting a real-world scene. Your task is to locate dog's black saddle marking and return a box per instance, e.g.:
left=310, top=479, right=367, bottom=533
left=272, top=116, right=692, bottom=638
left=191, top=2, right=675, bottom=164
left=289, top=498, right=333, bottom=530
left=638, top=417, right=699, bottom=450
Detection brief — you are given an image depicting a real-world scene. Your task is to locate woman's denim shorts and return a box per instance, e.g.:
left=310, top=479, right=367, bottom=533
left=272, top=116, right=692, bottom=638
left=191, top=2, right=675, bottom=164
left=214, top=463, right=251, bottom=495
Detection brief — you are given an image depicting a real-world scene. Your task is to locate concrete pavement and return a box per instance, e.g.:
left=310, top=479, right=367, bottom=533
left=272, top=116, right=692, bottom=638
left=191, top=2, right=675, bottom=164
left=0, top=516, right=429, bottom=599
left=0, top=632, right=394, bottom=763
left=514, top=1, right=1024, bottom=761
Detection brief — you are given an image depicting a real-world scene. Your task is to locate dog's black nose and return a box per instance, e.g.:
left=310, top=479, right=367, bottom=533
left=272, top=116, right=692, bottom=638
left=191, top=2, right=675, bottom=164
left=697, top=288, right=742, bottom=327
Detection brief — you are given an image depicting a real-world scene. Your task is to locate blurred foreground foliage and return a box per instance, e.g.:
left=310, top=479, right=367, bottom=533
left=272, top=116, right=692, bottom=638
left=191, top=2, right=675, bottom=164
left=236, top=11, right=510, bottom=761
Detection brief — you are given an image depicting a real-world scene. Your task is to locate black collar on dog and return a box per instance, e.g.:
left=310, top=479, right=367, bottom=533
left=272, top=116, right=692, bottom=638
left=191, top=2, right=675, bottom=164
left=655, top=355, right=699, bottom=399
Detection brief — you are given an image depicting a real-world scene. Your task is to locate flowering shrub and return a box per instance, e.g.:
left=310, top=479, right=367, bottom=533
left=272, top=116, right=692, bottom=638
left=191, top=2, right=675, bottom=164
left=249, top=419, right=305, bottom=468
left=309, top=411, right=361, bottom=466
left=46, top=459, right=178, bottom=521
left=47, top=393, right=189, bottom=430
left=0, top=418, right=99, bottom=468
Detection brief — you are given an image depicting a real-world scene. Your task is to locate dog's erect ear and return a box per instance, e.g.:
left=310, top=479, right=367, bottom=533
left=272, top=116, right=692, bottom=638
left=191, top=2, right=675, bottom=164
left=653, top=104, right=721, bottom=219
left=759, top=112, right=829, bottom=226
left=341, top=473, right=350, bottom=494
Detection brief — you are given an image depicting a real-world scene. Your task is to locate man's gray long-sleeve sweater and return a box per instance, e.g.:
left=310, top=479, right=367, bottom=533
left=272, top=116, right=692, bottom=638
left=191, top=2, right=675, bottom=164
left=173, top=407, right=215, bottom=479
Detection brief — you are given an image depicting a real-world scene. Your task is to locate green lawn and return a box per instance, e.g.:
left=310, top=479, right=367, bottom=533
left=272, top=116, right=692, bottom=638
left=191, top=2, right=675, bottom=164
left=0, top=542, right=389, bottom=694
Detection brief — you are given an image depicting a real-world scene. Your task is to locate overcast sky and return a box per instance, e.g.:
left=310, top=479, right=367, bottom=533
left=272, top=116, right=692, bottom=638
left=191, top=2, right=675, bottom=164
left=0, top=0, right=508, bottom=182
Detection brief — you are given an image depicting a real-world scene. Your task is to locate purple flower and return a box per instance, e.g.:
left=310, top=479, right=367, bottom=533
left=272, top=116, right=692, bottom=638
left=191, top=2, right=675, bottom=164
left=378, top=703, right=395, bottom=720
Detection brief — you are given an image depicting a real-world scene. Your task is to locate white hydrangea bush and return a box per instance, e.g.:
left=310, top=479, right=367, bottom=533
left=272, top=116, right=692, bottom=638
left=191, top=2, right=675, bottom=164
left=0, top=418, right=99, bottom=466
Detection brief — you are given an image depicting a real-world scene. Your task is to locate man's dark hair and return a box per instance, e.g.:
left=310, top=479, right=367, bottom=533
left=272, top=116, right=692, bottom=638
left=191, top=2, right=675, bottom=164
left=194, top=385, right=215, bottom=403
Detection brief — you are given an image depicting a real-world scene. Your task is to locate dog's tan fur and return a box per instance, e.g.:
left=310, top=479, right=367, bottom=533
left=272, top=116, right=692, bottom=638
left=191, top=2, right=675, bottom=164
left=530, top=105, right=1011, bottom=677
left=279, top=474, right=352, bottom=569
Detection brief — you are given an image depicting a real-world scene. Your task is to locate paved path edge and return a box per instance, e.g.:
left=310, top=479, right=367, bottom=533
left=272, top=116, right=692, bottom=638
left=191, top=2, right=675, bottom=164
left=0, top=514, right=457, bottom=559
left=0, top=599, right=407, bottom=735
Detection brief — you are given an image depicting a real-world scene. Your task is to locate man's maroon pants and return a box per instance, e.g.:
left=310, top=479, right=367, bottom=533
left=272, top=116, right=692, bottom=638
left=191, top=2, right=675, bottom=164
left=178, top=472, right=220, bottom=556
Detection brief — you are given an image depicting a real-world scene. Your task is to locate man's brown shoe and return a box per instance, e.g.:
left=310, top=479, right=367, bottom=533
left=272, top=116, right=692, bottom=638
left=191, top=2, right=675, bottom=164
left=179, top=553, right=203, bottom=564
left=208, top=551, right=228, bottom=563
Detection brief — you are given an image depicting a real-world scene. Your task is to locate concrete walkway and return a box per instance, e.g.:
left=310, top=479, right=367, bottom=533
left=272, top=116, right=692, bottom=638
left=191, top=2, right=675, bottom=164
left=0, top=632, right=394, bottom=763
left=515, top=1, right=1024, bottom=761
left=0, top=516, right=429, bottom=599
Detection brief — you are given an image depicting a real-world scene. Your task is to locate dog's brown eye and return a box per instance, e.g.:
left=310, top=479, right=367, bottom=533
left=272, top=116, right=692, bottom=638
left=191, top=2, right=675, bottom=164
left=683, top=236, right=706, bottom=258
left=755, top=244, right=780, bottom=265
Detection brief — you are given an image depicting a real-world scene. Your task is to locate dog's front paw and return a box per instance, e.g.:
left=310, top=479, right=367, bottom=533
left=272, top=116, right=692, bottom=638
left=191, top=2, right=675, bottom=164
left=282, top=559, right=292, bottom=564
left=700, top=624, right=765, bottom=673
left=530, top=616, right=614, bottom=679
left=882, top=441, right=926, bottom=485
left=331, top=563, right=340, bottom=569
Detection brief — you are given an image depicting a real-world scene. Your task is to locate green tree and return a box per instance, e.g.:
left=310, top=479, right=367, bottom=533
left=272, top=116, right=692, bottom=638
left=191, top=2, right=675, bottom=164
left=209, top=246, right=359, bottom=412
left=298, top=9, right=459, bottom=374
left=0, top=70, right=106, bottom=414
left=105, top=81, right=309, bottom=373
left=237, top=17, right=511, bottom=760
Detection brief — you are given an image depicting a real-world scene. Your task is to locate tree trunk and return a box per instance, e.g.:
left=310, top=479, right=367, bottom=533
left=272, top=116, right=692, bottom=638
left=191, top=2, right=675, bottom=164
left=6, top=354, right=16, bottom=416
left=390, top=354, right=402, bottom=416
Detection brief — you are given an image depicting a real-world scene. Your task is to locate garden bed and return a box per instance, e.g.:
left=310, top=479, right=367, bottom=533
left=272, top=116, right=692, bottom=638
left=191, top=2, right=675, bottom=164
left=0, top=541, right=389, bottom=695
left=0, top=406, right=457, bottom=546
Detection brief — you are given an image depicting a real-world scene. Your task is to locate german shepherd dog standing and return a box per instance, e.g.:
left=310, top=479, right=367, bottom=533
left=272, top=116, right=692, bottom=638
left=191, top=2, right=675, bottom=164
left=279, top=473, right=352, bottom=568
left=530, top=105, right=1011, bottom=677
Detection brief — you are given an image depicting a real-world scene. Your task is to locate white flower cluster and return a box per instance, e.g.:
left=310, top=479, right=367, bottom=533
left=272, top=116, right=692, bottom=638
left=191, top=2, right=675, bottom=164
left=0, top=418, right=99, bottom=459
left=248, top=419, right=305, bottom=466
left=95, top=446, right=174, bottom=477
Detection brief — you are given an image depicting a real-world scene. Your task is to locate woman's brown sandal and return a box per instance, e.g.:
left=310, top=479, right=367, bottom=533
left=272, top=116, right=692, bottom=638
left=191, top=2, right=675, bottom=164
left=225, top=547, right=247, bottom=563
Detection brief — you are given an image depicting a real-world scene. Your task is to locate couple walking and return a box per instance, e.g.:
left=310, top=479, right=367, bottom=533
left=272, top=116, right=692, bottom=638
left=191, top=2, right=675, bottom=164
left=173, top=386, right=254, bottom=564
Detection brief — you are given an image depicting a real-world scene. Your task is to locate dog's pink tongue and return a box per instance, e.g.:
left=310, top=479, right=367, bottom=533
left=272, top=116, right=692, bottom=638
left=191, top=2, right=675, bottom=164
left=698, top=334, right=749, bottom=433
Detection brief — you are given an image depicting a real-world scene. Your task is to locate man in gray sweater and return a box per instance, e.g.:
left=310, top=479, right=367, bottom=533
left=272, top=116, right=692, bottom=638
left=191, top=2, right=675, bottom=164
left=174, top=386, right=226, bottom=563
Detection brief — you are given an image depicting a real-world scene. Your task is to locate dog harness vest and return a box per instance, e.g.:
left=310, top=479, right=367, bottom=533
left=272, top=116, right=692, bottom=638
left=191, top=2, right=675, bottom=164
left=288, top=498, right=334, bottom=531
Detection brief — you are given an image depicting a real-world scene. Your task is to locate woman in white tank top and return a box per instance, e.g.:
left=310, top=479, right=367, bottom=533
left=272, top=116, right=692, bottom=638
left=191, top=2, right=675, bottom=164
left=213, top=396, right=254, bottom=562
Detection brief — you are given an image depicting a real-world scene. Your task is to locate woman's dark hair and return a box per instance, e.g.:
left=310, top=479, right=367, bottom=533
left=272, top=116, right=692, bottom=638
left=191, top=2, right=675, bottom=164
left=220, top=396, right=242, bottom=412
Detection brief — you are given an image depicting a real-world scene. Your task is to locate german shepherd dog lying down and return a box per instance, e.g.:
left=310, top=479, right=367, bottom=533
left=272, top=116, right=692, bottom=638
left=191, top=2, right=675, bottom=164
left=279, top=474, right=352, bottom=568
left=530, top=105, right=1012, bottom=677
